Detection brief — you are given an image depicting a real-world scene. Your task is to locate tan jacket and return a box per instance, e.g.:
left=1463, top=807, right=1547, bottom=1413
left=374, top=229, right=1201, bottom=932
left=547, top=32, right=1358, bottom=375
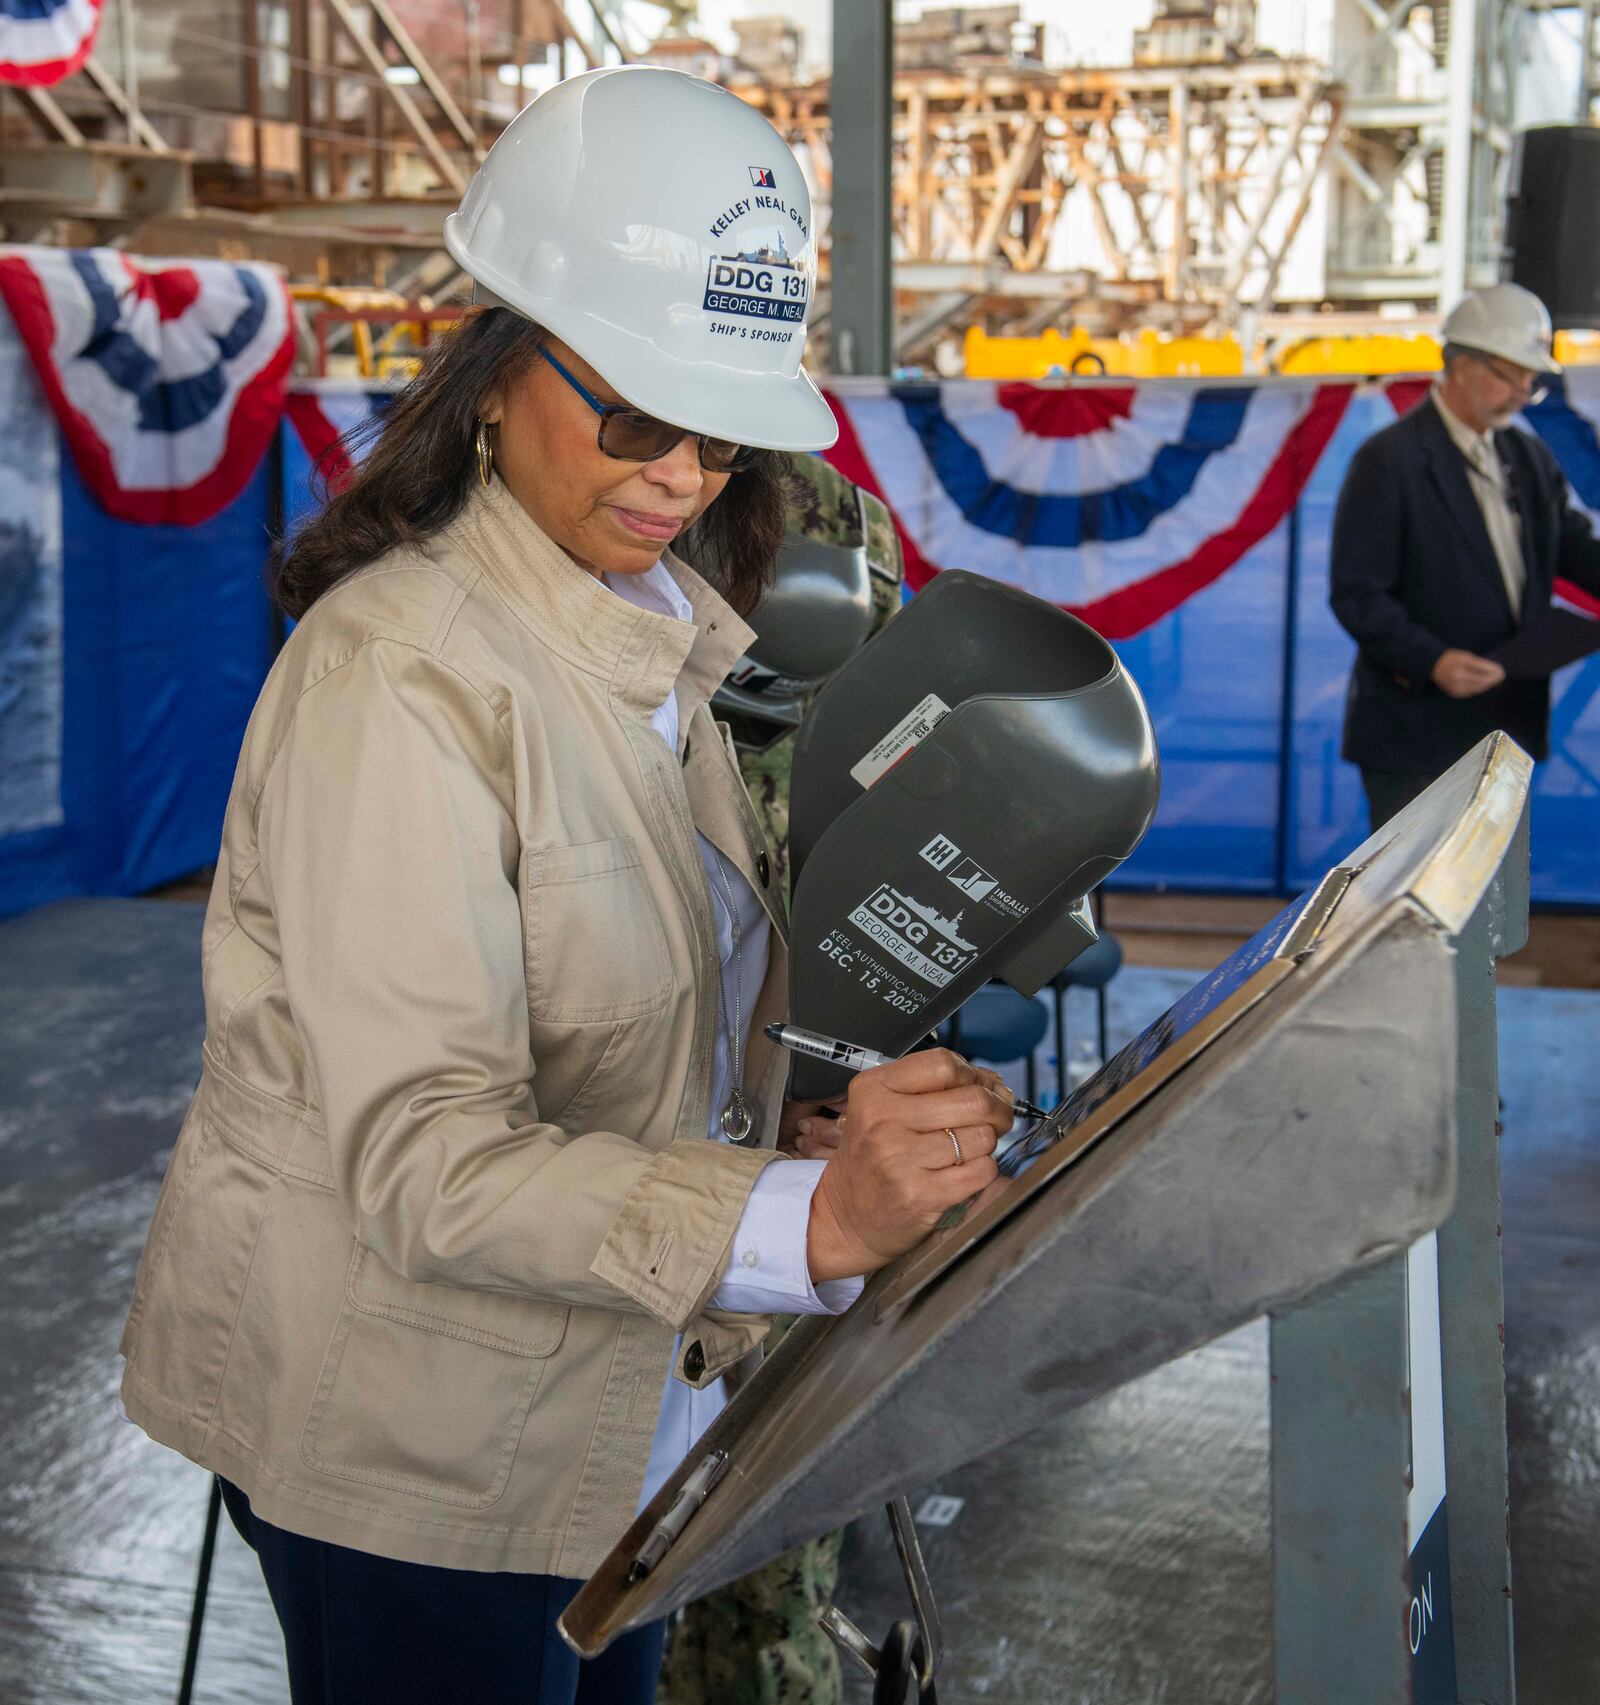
left=120, top=478, right=795, bottom=1577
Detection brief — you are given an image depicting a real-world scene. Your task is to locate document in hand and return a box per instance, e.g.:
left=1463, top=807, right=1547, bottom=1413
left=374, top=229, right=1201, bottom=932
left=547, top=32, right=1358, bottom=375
left=1489, top=596, right=1600, bottom=679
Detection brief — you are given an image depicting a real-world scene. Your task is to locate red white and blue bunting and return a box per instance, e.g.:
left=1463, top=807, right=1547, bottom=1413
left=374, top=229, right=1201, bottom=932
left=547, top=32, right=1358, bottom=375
left=0, top=247, right=294, bottom=524
left=822, top=378, right=1354, bottom=638
left=0, top=0, right=102, bottom=87
left=284, top=385, right=388, bottom=493
left=286, top=370, right=1600, bottom=638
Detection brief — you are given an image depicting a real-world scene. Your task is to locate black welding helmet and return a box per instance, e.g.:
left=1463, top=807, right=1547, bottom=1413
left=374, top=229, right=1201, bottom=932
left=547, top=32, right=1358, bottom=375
left=706, top=528, right=873, bottom=736
left=785, top=570, right=1160, bottom=1099
left=711, top=527, right=878, bottom=741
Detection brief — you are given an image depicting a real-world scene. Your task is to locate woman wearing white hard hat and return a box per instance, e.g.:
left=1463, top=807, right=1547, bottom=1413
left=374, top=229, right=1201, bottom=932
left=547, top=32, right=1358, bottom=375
left=119, top=66, right=1011, bottom=1704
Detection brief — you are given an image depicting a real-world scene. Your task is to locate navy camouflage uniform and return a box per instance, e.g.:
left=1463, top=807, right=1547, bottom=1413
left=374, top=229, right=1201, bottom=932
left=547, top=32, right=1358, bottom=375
left=658, top=457, right=903, bottom=1705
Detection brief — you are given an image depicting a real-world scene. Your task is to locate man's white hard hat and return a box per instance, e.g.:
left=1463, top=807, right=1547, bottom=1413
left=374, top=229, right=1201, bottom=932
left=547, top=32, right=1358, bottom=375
left=444, top=66, right=839, bottom=452
left=1440, top=283, right=1562, bottom=376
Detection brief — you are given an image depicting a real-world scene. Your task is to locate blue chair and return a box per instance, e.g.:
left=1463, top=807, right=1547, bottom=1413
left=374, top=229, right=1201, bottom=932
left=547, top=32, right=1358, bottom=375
left=938, top=983, right=1051, bottom=1109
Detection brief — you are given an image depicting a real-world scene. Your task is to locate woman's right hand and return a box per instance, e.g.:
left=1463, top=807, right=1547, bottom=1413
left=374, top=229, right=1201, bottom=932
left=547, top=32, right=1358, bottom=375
left=805, top=1049, right=1012, bottom=1283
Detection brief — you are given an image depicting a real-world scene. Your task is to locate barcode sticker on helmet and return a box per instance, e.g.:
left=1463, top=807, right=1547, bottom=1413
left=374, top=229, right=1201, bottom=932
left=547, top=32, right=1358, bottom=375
left=849, top=693, right=952, bottom=789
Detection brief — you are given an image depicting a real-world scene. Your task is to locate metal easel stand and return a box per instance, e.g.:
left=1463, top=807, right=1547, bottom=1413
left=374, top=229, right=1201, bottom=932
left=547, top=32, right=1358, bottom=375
left=1269, top=803, right=1527, bottom=1703
left=177, top=1475, right=223, bottom=1705
left=820, top=1498, right=944, bottom=1704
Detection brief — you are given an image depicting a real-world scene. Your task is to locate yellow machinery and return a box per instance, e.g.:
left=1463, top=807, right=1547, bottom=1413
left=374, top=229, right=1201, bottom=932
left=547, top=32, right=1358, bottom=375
left=289, top=286, right=464, bottom=380
left=963, top=325, right=1600, bottom=380
left=963, top=326, right=1243, bottom=378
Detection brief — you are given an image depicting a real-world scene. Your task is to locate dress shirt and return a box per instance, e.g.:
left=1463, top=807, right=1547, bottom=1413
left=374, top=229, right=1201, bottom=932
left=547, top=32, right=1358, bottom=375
left=1432, top=388, right=1526, bottom=619
left=603, top=559, right=864, bottom=1509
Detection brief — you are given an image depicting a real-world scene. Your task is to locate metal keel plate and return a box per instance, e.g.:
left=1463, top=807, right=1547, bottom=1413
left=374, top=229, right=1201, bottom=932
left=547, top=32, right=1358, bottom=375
left=560, top=734, right=1531, bottom=1658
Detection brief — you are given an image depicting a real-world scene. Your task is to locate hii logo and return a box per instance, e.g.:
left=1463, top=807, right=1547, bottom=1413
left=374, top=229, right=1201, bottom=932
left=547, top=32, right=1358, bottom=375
left=919, top=835, right=961, bottom=872
left=920, top=834, right=998, bottom=902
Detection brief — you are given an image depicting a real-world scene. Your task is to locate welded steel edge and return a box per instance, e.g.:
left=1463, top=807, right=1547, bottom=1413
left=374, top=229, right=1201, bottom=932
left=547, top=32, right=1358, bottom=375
left=1317, top=733, right=1531, bottom=944
left=564, top=911, right=1454, bottom=1651
left=878, top=736, right=1526, bottom=1316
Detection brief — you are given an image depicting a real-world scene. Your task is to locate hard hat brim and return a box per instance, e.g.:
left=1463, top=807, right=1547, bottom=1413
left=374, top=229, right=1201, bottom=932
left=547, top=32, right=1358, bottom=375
left=447, top=219, right=842, bottom=454
left=619, top=357, right=842, bottom=455
left=1451, top=334, right=1563, bottom=376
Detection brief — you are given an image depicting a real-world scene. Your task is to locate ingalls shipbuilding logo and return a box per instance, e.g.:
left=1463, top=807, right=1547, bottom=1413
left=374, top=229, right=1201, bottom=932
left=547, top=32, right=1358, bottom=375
left=919, top=833, right=1026, bottom=914
left=920, top=834, right=998, bottom=902
left=749, top=166, right=777, bottom=187
left=703, top=227, right=808, bottom=324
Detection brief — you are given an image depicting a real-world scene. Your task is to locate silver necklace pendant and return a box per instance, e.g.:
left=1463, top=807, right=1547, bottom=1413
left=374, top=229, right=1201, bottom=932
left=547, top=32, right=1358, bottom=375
left=720, top=1088, right=755, bottom=1144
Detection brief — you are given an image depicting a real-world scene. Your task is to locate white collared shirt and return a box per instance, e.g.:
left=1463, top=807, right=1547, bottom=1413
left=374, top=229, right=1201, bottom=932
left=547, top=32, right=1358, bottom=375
left=603, top=560, right=863, bottom=1510
left=1432, top=388, right=1526, bottom=618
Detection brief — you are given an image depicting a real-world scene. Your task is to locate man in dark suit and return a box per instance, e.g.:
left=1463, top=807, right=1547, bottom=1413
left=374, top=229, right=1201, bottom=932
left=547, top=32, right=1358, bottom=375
left=1330, top=283, right=1600, bottom=826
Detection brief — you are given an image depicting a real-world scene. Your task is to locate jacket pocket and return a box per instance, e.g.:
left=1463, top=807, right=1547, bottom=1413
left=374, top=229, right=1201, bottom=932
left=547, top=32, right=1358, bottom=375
left=300, top=1246, right=569, bottom=1508
left=122, top=1097, right=278, bottom=1455
left=523, top=836, right=672, bottom=1023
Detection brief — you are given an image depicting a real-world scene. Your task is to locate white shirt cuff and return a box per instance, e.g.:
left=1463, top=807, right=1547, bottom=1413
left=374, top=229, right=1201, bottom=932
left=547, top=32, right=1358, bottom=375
left=710, top=1158, right=865, bottom=1316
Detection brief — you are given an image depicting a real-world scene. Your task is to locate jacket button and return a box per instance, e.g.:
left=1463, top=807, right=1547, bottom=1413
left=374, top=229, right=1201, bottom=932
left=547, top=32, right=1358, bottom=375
left=683, top=1341, right=706, bottom=1380
left=757, top=851, right=771, bottom=888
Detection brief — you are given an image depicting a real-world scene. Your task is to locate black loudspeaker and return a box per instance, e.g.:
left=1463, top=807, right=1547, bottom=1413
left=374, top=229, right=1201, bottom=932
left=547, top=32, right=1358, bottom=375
left=1504, top=125, right=1600, bottom=329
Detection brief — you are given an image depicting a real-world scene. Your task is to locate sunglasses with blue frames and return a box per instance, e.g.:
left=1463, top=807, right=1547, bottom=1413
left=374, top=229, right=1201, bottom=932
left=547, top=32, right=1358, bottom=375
left=540, top=347, right=758, bottom=473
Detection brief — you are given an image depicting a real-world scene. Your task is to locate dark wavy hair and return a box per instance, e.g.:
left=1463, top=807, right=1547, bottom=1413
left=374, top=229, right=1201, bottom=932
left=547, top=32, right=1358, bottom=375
left=270, top=307, right=795, bottom=620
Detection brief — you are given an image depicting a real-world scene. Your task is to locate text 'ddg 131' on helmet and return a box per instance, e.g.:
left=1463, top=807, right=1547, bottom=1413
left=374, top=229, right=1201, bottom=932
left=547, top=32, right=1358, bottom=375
left=443, top=65, right=838, bottom=453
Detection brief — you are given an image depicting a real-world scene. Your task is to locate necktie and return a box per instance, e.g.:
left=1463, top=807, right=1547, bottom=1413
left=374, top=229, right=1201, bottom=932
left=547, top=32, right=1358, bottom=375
left=1468, top=440, right=1524, bottom=618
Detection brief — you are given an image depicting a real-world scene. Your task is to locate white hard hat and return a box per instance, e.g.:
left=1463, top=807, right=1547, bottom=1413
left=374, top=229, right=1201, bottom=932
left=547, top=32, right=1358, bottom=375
left=1440, top=283, right=1561, bottom=376
left=444, top=66, right=838, bottom=453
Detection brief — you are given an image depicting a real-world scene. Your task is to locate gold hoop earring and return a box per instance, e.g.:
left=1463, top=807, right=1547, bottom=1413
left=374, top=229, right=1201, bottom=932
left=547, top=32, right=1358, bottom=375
left=475, top=421, right=494, bottom=488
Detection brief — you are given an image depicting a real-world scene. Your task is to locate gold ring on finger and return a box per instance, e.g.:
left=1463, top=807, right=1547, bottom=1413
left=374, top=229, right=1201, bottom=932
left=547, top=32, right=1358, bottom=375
left=946, top=1127, right=963, bottom=1165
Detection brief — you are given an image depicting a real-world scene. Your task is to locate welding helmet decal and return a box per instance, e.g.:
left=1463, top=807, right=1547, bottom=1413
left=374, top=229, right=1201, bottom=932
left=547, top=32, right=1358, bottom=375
left=786, top=572, right=1161, bottom=1098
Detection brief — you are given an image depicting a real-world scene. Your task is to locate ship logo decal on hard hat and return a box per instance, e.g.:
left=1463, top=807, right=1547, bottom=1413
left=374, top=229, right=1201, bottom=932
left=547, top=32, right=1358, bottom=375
left=749, top=166, right=776, bottom=187
left=703, top=228, right=808, bottom=326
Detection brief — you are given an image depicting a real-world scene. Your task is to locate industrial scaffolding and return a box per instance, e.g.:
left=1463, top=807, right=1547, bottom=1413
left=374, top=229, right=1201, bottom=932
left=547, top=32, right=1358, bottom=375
left=742, top=57, right=1343, bottom=359
left=0, top=0, right=1572, bottom=364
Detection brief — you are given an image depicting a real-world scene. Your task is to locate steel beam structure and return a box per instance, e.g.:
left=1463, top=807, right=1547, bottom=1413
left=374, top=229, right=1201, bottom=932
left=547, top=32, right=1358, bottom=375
left=828, top=0, right=893, bottom=375
left=0, top=0, right=1545, bottom=331
left=736, top=58, right=1345, bottom=351
left=1271, top=796, right=1526, bottom=1703
left=1327, top=0, right=1528, bottom=309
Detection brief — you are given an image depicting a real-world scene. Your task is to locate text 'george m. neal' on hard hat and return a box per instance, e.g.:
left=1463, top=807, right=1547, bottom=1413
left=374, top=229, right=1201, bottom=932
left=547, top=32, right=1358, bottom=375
left=1441, top=282, right=1562, bottom=376
left=442, top=66, right=838, bottom=454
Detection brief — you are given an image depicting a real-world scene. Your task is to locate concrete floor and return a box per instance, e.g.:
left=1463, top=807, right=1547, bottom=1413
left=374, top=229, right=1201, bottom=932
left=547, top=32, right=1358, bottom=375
left=1, top=899, right=1595, bottom=1704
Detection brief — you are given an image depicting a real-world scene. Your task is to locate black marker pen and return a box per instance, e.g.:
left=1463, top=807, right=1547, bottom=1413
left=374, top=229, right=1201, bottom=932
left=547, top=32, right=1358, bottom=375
left=763, top=1023, right=1049, bottom=1123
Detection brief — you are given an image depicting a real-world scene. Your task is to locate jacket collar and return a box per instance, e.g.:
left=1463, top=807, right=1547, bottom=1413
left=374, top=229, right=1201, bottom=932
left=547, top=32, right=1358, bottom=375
left=1430, top=385, right=1497, bottom=465
left=457, top=476, right=755, bottom=719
